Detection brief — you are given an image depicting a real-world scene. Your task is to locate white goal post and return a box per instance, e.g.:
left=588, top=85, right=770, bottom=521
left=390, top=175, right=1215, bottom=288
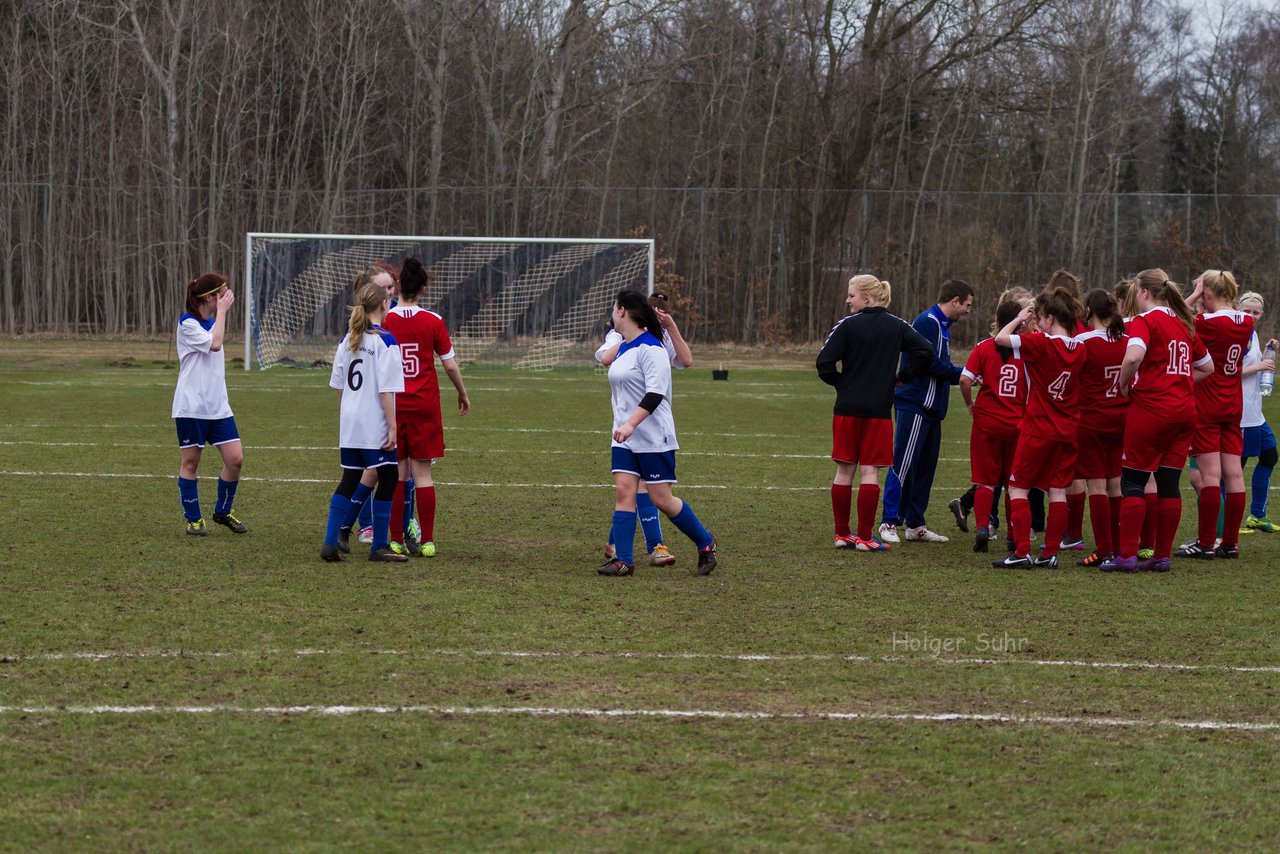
left=242, top=232, right=655, bottom=370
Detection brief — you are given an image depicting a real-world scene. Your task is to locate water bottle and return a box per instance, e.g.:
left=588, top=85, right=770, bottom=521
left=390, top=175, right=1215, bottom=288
left=1261, top=343, right=1276, bottom=397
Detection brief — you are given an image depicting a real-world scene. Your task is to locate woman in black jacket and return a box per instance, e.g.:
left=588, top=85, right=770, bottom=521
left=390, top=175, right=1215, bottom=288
left=817, top=275, right=934, bottom=551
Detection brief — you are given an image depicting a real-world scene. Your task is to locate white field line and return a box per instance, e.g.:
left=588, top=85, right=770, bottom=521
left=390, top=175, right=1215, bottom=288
left=0, top=703, right=1275, bottom=731
left=6, top=646, right=1279, bottom=674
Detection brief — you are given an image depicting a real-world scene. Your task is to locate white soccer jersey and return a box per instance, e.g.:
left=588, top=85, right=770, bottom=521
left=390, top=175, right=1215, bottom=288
left=329, top=326, right=405, bottom=449
left=171, top=314, right=232, bottom=419
left=1241, top=331, right=1264, bottom=428
left=609, top=331, right=677, bottom=453
left=595, top=326, right=684, bottom=368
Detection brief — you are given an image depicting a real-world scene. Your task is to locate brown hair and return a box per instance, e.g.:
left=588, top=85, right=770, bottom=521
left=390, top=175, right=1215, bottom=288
left=1034, top=286, right=1083, bottom=333
left=993, top=298, right=1026, bottom=361
left=185, top=272, right=228, bottom=316
left=1045, top=269, right=1082, bottom=298
left=1127, top=269, right=1195, bottom=336
left=615, top=289, right=663, bottom=339
left=1083, top=288, right=1125, bottom=341
left=348, top=283, right=388, bottom=353
left=399, top=256, right=430, bottom=302
left=938, top=278, right=974, bottom=305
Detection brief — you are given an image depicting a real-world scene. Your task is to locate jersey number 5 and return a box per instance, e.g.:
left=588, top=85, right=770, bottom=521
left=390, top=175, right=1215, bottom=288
left=401, top=343, right=420, bottom=378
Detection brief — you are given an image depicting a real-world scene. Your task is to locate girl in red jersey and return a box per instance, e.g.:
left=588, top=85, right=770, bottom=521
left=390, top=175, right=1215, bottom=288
left=1072, top=289, right=1129, bottom=566
left=991, top=287, right=1086, bottom=568
left=960, top=298, right=1031, bottom=553
left=1177, top=270, right=1253, bottom=559
left=382, top=257, right=471, bottom=557
left=1100, top=270, right=1213, bottom=573
left=817, top=275, right=933, bottom=551
left=983, top=286, right=1085, bottom=568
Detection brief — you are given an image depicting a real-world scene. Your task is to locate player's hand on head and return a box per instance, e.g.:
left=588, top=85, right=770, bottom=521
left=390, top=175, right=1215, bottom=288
left=217, top=289, right=235, bottom=310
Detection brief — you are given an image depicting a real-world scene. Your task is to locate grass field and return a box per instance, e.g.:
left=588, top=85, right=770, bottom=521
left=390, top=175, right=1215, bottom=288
left=3, top=337, right=1280, bottom=850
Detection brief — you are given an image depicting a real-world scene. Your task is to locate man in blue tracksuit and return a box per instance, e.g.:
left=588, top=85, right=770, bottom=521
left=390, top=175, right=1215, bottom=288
left=879, top=279, right=975, bottom=543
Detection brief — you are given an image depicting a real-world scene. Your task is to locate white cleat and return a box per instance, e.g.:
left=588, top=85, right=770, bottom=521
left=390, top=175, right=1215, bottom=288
left=877, top=523, right=901, bottom=544
left=904, top=526, right=949, bottom=543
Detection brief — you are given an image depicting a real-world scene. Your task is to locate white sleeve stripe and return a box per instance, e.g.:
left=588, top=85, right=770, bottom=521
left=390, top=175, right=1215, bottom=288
left=1193, top=353, right=1212, bottom=367
left=961, top=368, right=978, bottom=382
left=438, top=348, right=456, bottom=362
left=1128, top=338, right=1148, bottom=352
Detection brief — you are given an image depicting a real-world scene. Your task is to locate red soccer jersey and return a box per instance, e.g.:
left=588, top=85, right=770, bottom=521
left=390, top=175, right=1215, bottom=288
left=1074, top=329, right=1130, bottom=429
left=1193, top=309, right=1254, bottom=425
left=961, top=338, right=1026, bottom=436
left=1127, top=307, right=1210, bottom=417
left=383, top=305, right=455, bottom=415
left=1010, top=332, right=1086, bottom=442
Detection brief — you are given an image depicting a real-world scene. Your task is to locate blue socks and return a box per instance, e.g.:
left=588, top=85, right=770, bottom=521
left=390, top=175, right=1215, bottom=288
left=1252, top=463, right=1273, bottom=518
left=357, top=492, right=373, bottom=529
left=323, top=494, right=349, bottom=547
left=370, top=499, right=392, bottom=550
left=215, top=478, right=238, bottom=516
left=178, top=477, right=201, bottom=522
left=610, top=511, right=638, bottom=564
left=670, top=501, right=713, bottom=549
left=636, top=492, right=663, bottom=553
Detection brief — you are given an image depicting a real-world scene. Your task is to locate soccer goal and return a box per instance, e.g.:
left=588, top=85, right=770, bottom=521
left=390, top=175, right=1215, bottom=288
left=242, top=233, right=655, bottom=370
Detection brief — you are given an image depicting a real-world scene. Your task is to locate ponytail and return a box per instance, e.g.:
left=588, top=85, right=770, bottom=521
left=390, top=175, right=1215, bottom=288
left=185, top=272, right=227, bottom=316
left=1034, top=286, right=1083, bottom=333
left=399, top=256, right=430, bottom=302
left=1083, top=288, right=1125, bottom=341
left=348, top=283, right=387, bottom=353
left=1132, top=269, right=1194, bottom=337
left=615, top=289, right=663, bottom=340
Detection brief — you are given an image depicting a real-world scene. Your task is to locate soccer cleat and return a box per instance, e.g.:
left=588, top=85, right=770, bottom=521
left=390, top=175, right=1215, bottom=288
left=948, top=497, right=969, bottom=533
left=369, top=547, right=410, bottom=563
left=185, top=518, right=207, bottom=536
left=597, top=558, right=635, bottom=576
left=834, top=534, right=859, bottom=549
left=420, top=541, right=437, bottom=557
left=1214, top=543, right=1239, bottom=559
left=697, top=536, right=718, bottom=576
left=1137, top=547, right=1154, bottom=560
left=407, top=518, right=423, bottom=543
left=877, top=523, right=901, bottom=544
left=854, top=536, right=890, bottom=552
left=649, top=543, right=677, bottom=566
left=1174, top=541, right=1215, bottom=560
left=1031, top=554, right=1059, bottom=568
left=1077, top=549, right=1108, bottom=568
left=320, top=543, right=344, bottom=563
left=992, top=554, right=1032, bottom=569
left=388, top=541, right=410, bottom=556
left=973, top=527, right=990, bottom=553
left=212, top=512, right=247, bottom=534
left=1099, top=555, right=1139, bottom=573
left=337, top=526, right=352, bottom=554
left=603, top=543, right=617, bottom=561
left=1245, top=515, right=1280, bottom=532
left=1138, top=556, right=1172, bottom=573
left=904, top=526, right=949, bottom=543
left=358, top=526, right=374, bottom=545
left=1059, top=537, right=1086, bottom=551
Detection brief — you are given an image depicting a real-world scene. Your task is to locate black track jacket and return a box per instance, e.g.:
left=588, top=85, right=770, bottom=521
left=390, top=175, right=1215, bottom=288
left=816, top=306, right=934, bottom=418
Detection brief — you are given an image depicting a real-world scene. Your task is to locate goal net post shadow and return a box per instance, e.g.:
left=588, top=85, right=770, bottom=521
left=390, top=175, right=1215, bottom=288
left=242, top=233, right=655, bottom=370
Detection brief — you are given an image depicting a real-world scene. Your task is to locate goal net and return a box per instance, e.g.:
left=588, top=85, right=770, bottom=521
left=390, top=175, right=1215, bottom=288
left=243, top=233, right=654, bottom=370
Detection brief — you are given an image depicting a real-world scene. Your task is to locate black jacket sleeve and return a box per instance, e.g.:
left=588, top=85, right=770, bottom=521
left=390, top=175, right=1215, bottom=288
left=897, top=324, right=934, bottom=384
left=815, top=320, right=847, bottom=387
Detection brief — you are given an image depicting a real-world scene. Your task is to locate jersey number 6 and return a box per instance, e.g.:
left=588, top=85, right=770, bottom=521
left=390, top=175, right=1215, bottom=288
left=347, top=358, right=364, bottom=391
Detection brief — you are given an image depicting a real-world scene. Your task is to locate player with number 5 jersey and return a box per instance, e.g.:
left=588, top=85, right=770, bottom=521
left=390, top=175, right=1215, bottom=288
left=382, top=256, right=470, bottom=557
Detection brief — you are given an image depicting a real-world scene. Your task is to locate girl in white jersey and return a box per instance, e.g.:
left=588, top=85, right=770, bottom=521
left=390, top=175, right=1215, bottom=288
left=172, top=273, right=246, bottom=536
left=596, top=290, right=693, bottom=567
left=599, top=289, right=717, bottom=576
left=320, top=283, right=408, bottom=563
left=1236, top=292, right=1280, bottom=532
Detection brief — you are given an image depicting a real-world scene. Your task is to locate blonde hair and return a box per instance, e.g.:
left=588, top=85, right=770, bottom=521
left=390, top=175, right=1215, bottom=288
left=997, top=286, right=1033, bottom=306
left=849, top=274, right=891, bottom=308
left=1128, top=269, right=1195, bottom=336
left=352, top=265, right=392, bottom=295
left=348, top=283, right=388, bottom=353
left=1199, top=269, right=1239, bottom=305
left=1238, top=291, right=1265, bottom=310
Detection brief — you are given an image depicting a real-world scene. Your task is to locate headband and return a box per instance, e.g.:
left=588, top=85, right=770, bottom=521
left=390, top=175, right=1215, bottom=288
left=198, top=281, right=227, bottom=298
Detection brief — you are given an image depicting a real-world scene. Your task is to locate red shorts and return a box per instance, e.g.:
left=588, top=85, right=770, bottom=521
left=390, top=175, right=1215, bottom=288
left=831, top=415, right=893, bottom=466
left=1075, top=425, right=1125, bottom=480
left=1191, top=420, right=1244, bottom=457
left=1008, top=434, right=1077, bottom=491
left=970, top=422, right=1019, bottom=486
left=1123, top=409, right=1193, bottom=471
left=397, top=413, right=444, bottom=461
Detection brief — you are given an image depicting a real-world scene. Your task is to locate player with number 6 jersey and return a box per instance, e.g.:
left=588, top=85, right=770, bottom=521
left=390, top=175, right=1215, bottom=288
left=959, top=298, right=1031, bottom=553
left=382, top=257, right=470, bottom=557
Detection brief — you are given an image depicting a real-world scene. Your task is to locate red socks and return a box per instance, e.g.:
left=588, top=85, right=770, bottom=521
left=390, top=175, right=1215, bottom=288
left=831, top=483, right=853, bottom=537
left=1118, top=496, right=1146, bottom=558
left=1156, top=497, right=1182, bottom=559
left=1088, top=494, right=1113, bottom=555
left=973, top=486, right=994, bottom=532
left=1222, top=491, right=1246, bottom=549
left=417, top=485, right=437, bottom=543
left=1043, top=500, right=1067, bottom=557
left=389, top=481, right=406, bottom=544
left=1141, top=493, right=1158, bottom=550
left=857, top=484, right=880, bottom=540
left=1010, top=497, right=1032, bottom=557
left=1109, top=496, right=1122, bottom=557
left=1066, top=491, right=1086, bottom=541
left=1197, top=486, right=1221, bottom=548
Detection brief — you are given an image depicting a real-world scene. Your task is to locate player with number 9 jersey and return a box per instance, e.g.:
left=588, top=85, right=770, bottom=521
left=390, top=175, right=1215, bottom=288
left=1191, top=307, right=1253, bottom=456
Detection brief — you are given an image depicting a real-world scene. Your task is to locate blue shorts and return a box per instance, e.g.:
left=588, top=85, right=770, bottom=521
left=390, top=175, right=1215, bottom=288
left=1243, top=423, right=1277, bottom=458
left=176, top=416, right=240, bottom=449
left=611, top=446, right=677, bottom=484
left=340, top=447, right=399, bottom=470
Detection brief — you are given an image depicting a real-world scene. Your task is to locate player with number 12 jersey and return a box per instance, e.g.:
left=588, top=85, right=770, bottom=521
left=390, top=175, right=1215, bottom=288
left=1123, top=306, right=1210, bottom=471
